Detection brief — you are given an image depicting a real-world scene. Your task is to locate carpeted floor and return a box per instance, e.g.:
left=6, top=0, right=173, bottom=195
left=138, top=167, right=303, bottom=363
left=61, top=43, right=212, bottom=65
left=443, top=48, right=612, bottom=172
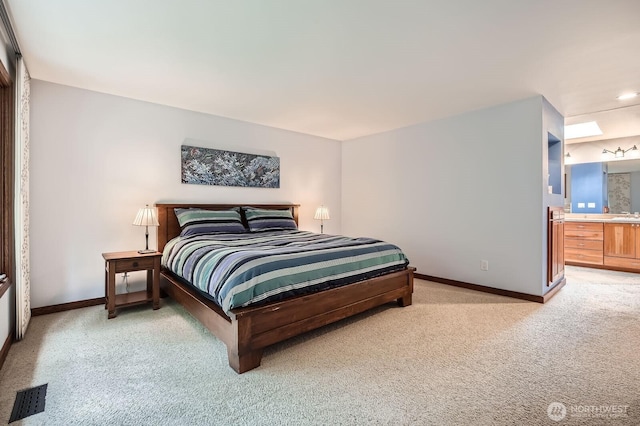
left=0, top=265, right=638, bottom=425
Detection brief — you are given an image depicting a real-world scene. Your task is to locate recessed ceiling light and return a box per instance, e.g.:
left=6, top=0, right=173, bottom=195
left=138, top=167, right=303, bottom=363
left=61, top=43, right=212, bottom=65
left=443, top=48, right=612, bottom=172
left=565, top=121, right=603, bottom=140
left=617, top=92, right=638, bottom=100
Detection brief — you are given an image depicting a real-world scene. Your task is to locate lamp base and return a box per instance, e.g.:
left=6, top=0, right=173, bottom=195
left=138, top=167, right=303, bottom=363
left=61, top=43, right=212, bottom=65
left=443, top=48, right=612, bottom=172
left=137, top=249, right=157, bottom=254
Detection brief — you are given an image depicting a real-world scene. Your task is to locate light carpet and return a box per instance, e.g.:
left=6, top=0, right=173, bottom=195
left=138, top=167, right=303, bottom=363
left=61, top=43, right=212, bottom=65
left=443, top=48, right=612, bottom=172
left=0, top=265, right=638, bottom=425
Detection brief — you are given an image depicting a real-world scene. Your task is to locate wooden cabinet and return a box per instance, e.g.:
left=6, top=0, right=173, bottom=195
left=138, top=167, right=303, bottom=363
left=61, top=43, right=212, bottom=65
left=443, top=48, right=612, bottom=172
left=564, top=221, right=603, bottom=265
left=548, top=207, right=565, bottom=286
left=604, top=223, right=640, bottom=271
left=102, top=251, right=161, bottom=319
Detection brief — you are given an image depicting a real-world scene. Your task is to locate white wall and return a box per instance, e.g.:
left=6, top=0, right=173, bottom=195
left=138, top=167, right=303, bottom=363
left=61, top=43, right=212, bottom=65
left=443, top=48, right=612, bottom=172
left=0, top=286, right=12, bottom=348
left=0, top=23, right=14, bottom=79
left=30, top=80, right=342, bottom=308
left=342, top=96, right=552, bottom=296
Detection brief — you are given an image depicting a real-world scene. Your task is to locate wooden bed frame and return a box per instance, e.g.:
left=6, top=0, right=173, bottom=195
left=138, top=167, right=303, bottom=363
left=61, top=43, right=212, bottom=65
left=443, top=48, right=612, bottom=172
left=156, top=203, right=414, bottom=373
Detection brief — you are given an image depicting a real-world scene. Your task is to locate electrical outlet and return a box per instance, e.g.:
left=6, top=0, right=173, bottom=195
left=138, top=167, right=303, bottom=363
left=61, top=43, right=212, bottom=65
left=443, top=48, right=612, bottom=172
left=480, top=260, right=489, bottom=271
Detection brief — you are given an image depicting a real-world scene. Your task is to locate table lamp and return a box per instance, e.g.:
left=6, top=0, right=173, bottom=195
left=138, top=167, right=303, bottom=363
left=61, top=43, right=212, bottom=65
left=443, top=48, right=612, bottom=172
left=133, top=204, right=159, bottom=253
left=314, top=206, right=330, bottom=234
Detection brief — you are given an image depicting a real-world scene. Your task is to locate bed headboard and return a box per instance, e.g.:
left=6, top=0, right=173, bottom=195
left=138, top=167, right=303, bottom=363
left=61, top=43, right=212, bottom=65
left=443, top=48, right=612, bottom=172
left=155, top=203, right=300, bottom=252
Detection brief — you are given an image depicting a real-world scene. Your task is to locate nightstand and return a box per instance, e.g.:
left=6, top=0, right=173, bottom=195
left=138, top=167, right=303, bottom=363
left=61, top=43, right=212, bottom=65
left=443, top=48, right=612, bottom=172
left=102, top=251, right=162, bottom=319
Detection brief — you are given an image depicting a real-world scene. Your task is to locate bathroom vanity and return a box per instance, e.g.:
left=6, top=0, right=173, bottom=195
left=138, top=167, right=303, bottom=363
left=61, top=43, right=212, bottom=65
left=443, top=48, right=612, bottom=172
left=566, top=215, right=640, bottom=272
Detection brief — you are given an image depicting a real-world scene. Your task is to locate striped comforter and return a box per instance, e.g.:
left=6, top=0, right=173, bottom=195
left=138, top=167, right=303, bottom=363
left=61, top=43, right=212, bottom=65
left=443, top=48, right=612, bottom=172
left=162, top=230, right=409, bottom=314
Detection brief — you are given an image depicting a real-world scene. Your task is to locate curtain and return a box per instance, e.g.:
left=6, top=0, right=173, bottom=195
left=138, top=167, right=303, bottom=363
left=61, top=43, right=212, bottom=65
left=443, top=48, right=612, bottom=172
left=15, top=56, right=30, bottom=339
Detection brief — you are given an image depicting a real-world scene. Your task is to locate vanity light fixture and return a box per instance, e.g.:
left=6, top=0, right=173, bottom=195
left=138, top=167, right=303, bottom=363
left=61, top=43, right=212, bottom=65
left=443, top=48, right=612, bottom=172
left=564, top=152, right=574, bottom=164
left=602, top=145, right=638, bottom=158
left=617, top=92, right=638, bottom=101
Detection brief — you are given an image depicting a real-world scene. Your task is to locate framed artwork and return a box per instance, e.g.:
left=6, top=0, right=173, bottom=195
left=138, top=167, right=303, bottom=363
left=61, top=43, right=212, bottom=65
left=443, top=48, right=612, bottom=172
left=181, top=145, right=280, bottom=188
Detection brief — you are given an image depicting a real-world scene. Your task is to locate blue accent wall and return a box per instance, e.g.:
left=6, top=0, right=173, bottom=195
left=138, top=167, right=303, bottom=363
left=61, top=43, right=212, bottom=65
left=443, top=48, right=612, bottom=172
left=548, top=133, right=562, bottom=194
left=571, top=162, right=607, bottom=213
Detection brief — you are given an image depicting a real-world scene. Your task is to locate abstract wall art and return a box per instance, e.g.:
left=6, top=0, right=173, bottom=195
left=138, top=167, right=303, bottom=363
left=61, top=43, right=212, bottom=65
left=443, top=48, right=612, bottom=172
left=181, top=145, right=280, bottom=188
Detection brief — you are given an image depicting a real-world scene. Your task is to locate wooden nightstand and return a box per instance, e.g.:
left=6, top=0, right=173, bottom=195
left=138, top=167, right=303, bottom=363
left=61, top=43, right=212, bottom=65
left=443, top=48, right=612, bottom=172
left=102, top=251, right=162, bottom=319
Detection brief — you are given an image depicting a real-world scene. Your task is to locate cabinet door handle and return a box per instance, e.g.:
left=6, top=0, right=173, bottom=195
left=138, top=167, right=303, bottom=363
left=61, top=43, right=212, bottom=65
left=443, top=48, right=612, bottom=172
left=133, top=261, right=139, bottom=267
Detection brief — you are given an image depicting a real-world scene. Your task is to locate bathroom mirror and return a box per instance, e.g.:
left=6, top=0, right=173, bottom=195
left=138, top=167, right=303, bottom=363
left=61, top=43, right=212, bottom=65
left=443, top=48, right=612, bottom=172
left=566, top=158, right=640, bottom=214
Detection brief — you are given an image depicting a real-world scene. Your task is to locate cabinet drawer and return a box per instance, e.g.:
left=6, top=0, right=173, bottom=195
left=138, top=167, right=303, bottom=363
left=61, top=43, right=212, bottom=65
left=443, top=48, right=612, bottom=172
left=564, top=239, right=603, bottom=250
left=565, top=222, right=603, bottom=232
left=564, top=230, right=603, bottom=240
left=565, top=248, right=603, bottom=265
left=114, top=257, right=155, bottom=273
left=604, top=256, right=640, bottom=271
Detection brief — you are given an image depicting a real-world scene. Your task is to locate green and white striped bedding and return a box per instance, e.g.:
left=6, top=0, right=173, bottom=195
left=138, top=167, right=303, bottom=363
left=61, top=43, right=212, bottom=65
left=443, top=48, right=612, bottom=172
left=162, top=230, right=409, bottom=315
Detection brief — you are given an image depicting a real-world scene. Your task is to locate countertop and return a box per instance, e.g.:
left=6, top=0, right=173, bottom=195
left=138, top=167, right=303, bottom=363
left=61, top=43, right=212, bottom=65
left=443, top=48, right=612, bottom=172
left=565, top=214, right=640, bottom=223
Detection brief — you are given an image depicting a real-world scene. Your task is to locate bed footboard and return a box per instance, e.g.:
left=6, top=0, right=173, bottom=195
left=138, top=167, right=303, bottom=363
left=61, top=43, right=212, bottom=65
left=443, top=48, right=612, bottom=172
left=161, top=268, right=414, bottom=373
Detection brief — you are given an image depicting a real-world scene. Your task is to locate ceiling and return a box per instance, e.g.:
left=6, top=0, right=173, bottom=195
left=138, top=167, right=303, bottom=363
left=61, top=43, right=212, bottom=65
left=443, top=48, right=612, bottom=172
left=5, top=0, right=640, bottom=141
left=564, top=103, right=640, bottom=145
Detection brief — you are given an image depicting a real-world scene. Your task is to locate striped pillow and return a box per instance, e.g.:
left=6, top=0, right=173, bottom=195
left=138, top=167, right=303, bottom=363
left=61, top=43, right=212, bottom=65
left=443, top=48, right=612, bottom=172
left=243, top=207, right=297, bottom=232
left=175, top=208, right=247, bottom=236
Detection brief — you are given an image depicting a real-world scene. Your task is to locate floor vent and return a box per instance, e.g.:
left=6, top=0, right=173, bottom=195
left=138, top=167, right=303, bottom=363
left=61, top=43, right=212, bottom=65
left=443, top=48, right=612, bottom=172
left=9, top=383, right=48, bottom=423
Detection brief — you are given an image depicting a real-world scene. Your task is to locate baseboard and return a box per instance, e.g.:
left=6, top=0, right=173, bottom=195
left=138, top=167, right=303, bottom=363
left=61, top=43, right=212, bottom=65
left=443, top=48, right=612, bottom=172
left=31, top=297, right=105, bottom=317
left=543, top=277, right=566, bottom=303
left=0, top=331, right=12, bottom=371
left=414, top=273, right=565, bottom=303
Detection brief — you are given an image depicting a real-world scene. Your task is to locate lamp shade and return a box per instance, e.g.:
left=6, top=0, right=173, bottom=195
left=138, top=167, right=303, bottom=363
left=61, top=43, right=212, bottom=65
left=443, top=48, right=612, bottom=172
left=133, top=205, right=159, bottom=227
left=314, top=206, right=330, bottom=220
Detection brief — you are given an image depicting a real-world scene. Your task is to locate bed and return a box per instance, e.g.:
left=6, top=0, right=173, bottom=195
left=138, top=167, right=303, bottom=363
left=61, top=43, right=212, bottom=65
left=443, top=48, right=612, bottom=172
left=157, top=203, right=414, bottom=373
